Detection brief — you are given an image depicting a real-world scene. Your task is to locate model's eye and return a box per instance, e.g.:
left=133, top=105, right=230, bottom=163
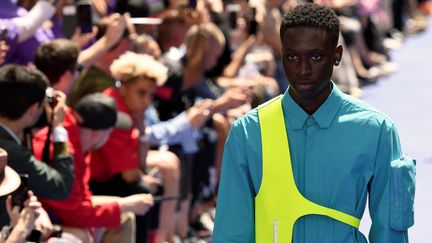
left=311, top=54, right=322, bottom=61
left=286, top=54, right=299, bottom=61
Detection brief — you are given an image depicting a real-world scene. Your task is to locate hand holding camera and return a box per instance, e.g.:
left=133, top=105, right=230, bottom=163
left=44, top=88, right=67, bottom=128
left=6, top=190, right=41, bottom=234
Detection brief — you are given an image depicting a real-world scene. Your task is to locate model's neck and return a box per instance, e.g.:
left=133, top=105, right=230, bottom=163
left=289, top=83, right=332, bottom=115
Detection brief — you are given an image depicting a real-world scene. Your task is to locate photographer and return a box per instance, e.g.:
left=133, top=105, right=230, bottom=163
left=0, top=64, right=73, bottom=228
left=0, top=149, right=40, bottom=243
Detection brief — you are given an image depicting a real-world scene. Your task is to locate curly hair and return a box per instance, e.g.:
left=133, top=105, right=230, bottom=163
left=110, top=51, right=168, bottom=86
left=280, top=3, right=340, bottom=48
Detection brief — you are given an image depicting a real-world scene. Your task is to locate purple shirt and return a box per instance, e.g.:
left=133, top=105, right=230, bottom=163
left=0, top=0, right=56, bottom=65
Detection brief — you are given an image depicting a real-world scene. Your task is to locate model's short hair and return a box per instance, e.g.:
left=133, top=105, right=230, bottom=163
left=34, top=39, right=80, bottom=85
left=0, top=65, right=48, bottom=120
left=110, top=51, right=168, bottom=86
left=280, top=3, right=340, bottom=48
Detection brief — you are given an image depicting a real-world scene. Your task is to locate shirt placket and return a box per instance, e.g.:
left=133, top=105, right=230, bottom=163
left=304, top=116, right=318, bottom=243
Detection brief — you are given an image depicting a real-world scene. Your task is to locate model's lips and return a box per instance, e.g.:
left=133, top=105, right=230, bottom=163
left=295, top=80, right=314, bottom=87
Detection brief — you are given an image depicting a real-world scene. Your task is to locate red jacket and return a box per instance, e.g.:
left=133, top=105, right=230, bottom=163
left=89, top=88, right=140, bottom=182
left=33, top=109, right=121, bottom=228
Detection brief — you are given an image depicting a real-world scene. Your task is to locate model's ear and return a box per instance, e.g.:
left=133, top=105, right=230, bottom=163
left=334, top=45, right=343, bottom=66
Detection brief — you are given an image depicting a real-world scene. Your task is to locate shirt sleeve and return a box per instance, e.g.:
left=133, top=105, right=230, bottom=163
left=368, top=121, right=414, bottom=242
left=56, top=201, right=121, bottom=228
left=147, top=111, right=198, bottom=154
left=213, top=120, right=255, bottom=243
left=7, top=144, right=74, bottom=200
left=11, top=1, right=55, bottom=42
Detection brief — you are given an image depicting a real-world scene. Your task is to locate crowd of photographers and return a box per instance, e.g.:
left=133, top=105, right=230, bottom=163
left=0, top=0, right=429, bottom=242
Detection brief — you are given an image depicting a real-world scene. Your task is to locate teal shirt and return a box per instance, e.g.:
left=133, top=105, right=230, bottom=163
left=213, top=84, right=415, bottom=242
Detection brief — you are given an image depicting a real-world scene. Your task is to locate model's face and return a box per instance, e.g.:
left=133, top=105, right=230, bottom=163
left=120, top=78, right=156, bottom=116
left=281, top=27, right=341, bottom=102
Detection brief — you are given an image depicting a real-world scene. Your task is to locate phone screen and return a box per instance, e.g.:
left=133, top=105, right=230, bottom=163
left=11, top=174, right=29, bottom=210
left=62, top=4, right=77, bottom=38
left=226, top=4, right=241, bottom=30
left=77, top=1, right=93, bottom=34
left=228, top=11, right=237, bottom=29
left=0, top=27, right=8, bottom=41
left=249, top=7, right=258, bottom=35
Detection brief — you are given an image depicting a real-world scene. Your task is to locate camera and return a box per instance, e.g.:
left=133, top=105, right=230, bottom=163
left=11, top=174, right=29, bottom=210
left=45, top=87, right=55, bottom=108
left=32, top=88, right=56, bottom=129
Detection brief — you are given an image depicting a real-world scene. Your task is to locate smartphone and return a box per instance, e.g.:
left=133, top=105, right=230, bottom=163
left=76, top=0, right=93, bottom=34
left=11, top=174, right=29, bottom=210
left=0, top=26, right=8, bottom=41
left=228, top=10, right=237, bottom=29
left=153, top=195, right=181, bottom=202
left=226, top=4, right=241, bottom=30
left=62, top=4, right=77, bottom=38
left=249, top=7, right=258, bottom=36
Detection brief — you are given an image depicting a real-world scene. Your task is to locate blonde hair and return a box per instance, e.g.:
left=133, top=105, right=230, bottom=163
left=110, top=51, right=168, bottom=86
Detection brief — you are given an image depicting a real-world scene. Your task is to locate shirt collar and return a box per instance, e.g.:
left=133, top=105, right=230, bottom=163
left=0, top=123, right=21, bottom=145
left=281, top=82, right=343, bottom=130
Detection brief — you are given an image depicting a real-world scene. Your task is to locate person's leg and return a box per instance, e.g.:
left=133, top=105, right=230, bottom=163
left=90, top=175, right=153, bottom=243
left=61, top=227, right=92, bottom=243
left=90, top=197, right=136, bottom=243
left=100, top=212, right=136, bottom=243
left=176, top=153, right=194, bottom=239
left=146, top=150, right=181, bottom=243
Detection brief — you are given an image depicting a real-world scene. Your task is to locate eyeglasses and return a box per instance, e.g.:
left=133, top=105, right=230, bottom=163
left=69, top=64, right=83, bottom=75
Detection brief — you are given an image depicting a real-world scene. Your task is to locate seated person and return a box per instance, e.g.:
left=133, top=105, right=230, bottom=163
left=33, top=93, right=154, bottom=243
left=89, top=52, right=180, bottom=243
left=0, top=147, right=38, bottom=242
left=0, top=64, right=73, bottom=228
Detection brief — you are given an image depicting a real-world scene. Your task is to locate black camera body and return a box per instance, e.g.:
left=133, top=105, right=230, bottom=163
left=11, top=174, right=29, bottom=210
left=32, top=88, right=56, bottom=129
left=45, top=87, right=56, bottom=108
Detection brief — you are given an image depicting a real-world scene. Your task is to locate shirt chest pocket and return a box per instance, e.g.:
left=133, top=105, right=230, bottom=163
left=390, top=156, right=416, bottom=231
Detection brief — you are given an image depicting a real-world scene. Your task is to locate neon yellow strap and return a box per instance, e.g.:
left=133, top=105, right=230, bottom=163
left=256, top=96, right=360, bottom=242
